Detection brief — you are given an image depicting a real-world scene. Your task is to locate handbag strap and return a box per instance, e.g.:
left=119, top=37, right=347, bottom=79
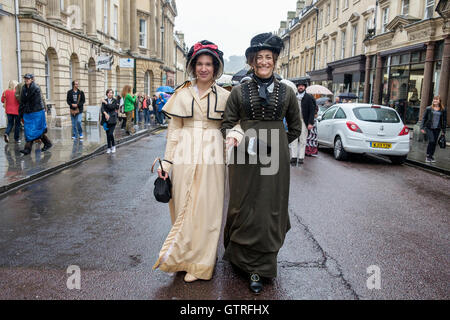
left=151, top=157, right=165, bottom=175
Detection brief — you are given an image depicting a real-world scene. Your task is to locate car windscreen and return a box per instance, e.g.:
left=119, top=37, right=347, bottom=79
left=353, top=107, right=400, bottom=123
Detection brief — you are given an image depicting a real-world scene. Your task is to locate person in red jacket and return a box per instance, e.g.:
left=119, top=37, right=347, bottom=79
left=2, top=80, right=21, bottom=143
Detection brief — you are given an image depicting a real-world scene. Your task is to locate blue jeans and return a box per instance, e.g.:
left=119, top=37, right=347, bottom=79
left=143, top=109, right=151, bottom=124
left=155, top=110, right=165, bottom=124
left=71, top=113, right=83, bottom=137
left=6, top=114, right=20, bottom=141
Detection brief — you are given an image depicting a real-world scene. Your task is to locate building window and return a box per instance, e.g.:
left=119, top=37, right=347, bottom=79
left=352, top=25, right=358, bottom=56
left=331, top=38, right=336, bottom=61
left=401, top=0, right=409, bottom=15
left=139, top=19, right=147, bottom=48
left=317, top=45, right=321, bottom=69
left=310, top=52, right=314, bottom=71
left=341, top=30, right=346, bottom=59
left=45, top=53, right=51, bottom=101
left=344, top=0, right=349, bottom=10
left=302, top=26, right=306, bottom=40
left=425, top=0, right=435, bottom=19
left=103, top=0, right=108, bottom=34
left=364, top=18, right=371, bottom=35
left=382, top=7, right=389, bottom=33
left=60, top=0, right=64, bottom=11
left=307, top=22, right=311, bottom=39
left=335, top=0, right=339, bottom=19
left=324, top=42, right=328, bottom=65
left=113, top=5, right=118, bottom=39
left=69, top=59, right=73, bottom=85
left=319, top=9, right=323, bottom=29
left=326, top=2, right=331, bottom=25
left=144, top=71, right=151, bottom=95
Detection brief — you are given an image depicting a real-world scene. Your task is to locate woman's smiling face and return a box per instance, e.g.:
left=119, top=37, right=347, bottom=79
left=253, top=50, right=275, bottom=79
left=195, top=54, right=215, bottom=84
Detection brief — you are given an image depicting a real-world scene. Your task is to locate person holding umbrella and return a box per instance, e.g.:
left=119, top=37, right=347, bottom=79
left=221, top=33, right=302, bottom=293
left=153, top=40, right=231, bottom=284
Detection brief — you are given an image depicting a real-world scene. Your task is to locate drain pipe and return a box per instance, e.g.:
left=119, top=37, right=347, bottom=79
left=14, top=0, right=22, bottom=80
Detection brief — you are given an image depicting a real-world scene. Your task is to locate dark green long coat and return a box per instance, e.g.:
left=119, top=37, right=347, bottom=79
left=220, top=78, right=302, bottom=278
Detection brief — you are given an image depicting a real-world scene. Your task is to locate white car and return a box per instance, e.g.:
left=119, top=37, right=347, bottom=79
left=316, top=103, right=410, bottom=164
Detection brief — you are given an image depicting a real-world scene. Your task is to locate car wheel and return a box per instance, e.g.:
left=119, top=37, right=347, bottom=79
left=334, top=136, right=348, bottom=161
left=389, top=155, right=407, bottom=165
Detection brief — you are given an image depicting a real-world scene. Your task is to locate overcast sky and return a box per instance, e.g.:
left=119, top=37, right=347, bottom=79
left=175, top=0, right=297, bottom=59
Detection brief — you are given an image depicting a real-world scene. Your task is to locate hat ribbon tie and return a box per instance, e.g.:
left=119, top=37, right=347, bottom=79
left=193, top=43, right=219, bottom=57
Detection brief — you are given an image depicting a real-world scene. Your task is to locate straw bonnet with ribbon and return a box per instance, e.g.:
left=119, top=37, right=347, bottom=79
left=186, top=40, right=224, bottom=79
left=245, top=33, right=284, bottom=59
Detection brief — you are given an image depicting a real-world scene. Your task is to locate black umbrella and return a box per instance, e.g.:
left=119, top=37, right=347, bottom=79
left=338, top=92, right=357, bottom=100
left=232, top=68, right=251, bottom=82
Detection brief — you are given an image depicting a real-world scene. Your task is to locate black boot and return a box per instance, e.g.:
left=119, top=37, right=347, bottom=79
left=290, top=158, right=298, bottom=167
left=41, top=135, right=52, bottom=152
left=20, top=141, right=33, bottom=155
left=249, top=273, right=263, bottom=294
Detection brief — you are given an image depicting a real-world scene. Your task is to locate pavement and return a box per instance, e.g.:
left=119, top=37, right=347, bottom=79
left=0, top=120, right=164, bottom=195
left=406, top=128, right=450, bottom=175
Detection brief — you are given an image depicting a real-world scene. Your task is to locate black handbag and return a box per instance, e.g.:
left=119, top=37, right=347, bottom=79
left=438, top=134, right=446, bottom=149
left=151, top=158, right=172, bottom=203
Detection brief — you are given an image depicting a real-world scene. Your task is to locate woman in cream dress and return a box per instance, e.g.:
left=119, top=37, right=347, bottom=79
left=153, top=41, right=230, bottom=282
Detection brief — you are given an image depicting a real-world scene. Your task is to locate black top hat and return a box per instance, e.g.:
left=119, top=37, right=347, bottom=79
left=245, top=33, right=284, bottom=58
left=186, top=40, right=224, bottom=79
left=296, top=79, right=309, bottom=88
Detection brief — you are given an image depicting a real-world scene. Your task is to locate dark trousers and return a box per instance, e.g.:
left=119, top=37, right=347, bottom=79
left=426, top=128, right=441, bottom=157
left=155, top=110, right=165, bottom=124
left=6, top=114, right=20, bottom=141
left=120, top=116, right=127, bottom=129
left=106, top=123, right=116, bottom=148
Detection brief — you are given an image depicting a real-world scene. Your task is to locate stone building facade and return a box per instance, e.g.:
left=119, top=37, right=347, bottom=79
left=0, top=0, right=187, bottom=127
left=276, top=0, right=449, bottom=125
left=0, top=0, right=19, bottom=128
left=364, top=0, right=450, bottom=125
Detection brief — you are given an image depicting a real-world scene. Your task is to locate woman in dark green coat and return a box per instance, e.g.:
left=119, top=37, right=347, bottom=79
left=220, top=33, right=302, bottom=294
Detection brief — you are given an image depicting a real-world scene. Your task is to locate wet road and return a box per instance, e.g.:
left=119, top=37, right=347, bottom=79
left=0, top=130, right=448, bottom=300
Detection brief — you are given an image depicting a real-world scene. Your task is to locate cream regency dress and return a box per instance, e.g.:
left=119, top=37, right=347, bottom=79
left=153, top=81, right=230, bottom=280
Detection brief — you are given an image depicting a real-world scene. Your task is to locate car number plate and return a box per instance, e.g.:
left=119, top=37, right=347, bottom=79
left=371, top=142, right=392, bottom=149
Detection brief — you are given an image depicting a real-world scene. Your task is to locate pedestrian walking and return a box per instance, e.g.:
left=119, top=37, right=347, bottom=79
left=143, top=94, right=152, bottom=125
left=220, top=33, right=302, bottom=293
left=153, top=40, right=230, bottom=283
left=136, top=92, right=144, bottom=124
left=420, top=95, right=447, bottom=163
left=155, top=93, right=167, bottom=125
left=122, top=85, right=136, bottom=135
left=290, top=79, right=316, bottom=166
left=19, top=73, right=52, bottom=155
left=117, top=94, right=127, bottom=130
left=2, top=80, right=21, bottom=143
left=152, top=95, right=158, bottom=125
left=101, top=89, right=119, bottom=154
left=66, top=80, right=86, bottom=141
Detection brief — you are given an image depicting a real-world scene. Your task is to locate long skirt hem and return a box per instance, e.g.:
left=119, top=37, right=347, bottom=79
left=223, top=241, right=278, bottom=279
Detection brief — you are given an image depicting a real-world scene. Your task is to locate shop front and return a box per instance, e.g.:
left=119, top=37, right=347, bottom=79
left=327, top=55, right=366, bottom=102
left=373, top=42, right=444, bottom=125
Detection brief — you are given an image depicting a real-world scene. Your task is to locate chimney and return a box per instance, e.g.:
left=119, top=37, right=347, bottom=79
left=296, top=0, right=305, bottom=15
left=287, top=11, right=296, bottom=24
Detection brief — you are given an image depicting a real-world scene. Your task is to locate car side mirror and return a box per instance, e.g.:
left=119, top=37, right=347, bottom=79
left=317, top=115, right=323, bottom=122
